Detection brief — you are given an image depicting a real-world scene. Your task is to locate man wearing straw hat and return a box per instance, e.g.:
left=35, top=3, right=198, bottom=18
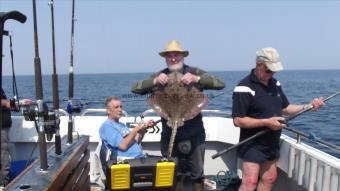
left=232, top=47, right=324, bottom=191
left=132, top=40, right=225, bottom=191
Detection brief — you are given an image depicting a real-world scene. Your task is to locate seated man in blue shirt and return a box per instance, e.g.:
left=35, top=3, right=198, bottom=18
left=99, top=96, right=154, bottom=162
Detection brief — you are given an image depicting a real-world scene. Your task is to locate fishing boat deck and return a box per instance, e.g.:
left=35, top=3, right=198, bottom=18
left=5, top=110, right=340, bottom=191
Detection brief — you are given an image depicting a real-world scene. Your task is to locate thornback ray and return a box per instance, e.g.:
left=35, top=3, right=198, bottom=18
left=148, top=72, right=208, bottom=158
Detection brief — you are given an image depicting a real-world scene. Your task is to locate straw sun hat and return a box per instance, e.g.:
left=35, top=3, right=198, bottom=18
left=159, top=40, right=189, bottom=57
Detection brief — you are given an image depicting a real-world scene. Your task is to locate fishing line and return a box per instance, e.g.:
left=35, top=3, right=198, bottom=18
left=78, top=91, right=227, bottom=107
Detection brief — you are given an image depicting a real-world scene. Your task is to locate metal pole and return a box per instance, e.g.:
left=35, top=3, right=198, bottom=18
left=284, top=127, right=340, bottom=153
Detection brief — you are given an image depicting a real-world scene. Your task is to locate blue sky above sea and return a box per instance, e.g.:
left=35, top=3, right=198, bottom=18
left=1, top=0, right=340, bottom=75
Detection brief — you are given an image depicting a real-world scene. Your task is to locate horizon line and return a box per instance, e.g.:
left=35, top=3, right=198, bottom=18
left=2, top=68, right=340, bottom=77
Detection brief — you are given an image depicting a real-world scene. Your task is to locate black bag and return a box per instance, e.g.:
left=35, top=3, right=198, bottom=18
left=1, top=107, right=12, bottom=128
left=1, top=89, right=12, bottom=128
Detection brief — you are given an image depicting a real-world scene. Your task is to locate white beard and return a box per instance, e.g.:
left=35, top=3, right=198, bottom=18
left=168, top=61, right=183, bottom=72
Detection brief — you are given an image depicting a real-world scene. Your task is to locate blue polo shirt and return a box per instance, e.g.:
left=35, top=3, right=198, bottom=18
left=99, top=119, right=145, bottom=159
left=232, top=69, right=289, bottom=162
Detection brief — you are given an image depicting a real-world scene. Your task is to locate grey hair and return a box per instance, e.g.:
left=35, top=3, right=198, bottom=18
left=105, top=96, right=120, bottom=107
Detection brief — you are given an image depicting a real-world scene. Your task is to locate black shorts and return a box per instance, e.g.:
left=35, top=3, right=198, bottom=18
left=237, top=144, right=280, bottom=163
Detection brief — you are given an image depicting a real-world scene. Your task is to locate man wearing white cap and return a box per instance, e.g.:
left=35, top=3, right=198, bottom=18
left=132, top=40, right=225, bottom=191
left=232, top=47, right=324, bottom=191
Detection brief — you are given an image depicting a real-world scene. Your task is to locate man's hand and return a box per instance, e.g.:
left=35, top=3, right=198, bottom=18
left=144, top=119, right=155, bottom=128
left=9, top=98, right=32, bottom=111
left=137, top=119, right=155, bottom=133
left=181, top=73, right=199, bottom=85
left=19, top=99, right=32, bottom=105
left=153, top=73, right=168, bottom=86
left=310, top=97, right=324, bottom=111
left=266, top=117, right=286, bottom=131
left=1, top=99, right=11, bottom=108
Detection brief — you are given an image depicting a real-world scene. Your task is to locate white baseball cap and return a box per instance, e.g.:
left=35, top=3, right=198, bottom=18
left=256, top=47, right=283, bottom=72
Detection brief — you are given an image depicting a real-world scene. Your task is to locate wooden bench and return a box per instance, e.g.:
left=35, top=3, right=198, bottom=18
left=5, top=136, right=90, bottom=191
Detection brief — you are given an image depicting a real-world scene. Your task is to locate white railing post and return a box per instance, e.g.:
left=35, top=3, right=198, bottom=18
left=308, top=158, right=317, bottom=191
left=288, top=147, right=296, bottom=178
left=298, top=151, right=306, bottom=185
left=322, top=165, right=331, bottom=191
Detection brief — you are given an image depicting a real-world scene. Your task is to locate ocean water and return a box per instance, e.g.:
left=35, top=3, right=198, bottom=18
left=2, top=70, right=340, bottom=158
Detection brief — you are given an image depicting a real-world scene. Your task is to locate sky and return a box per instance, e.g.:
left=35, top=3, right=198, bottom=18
left=1, top=0, right=340, bottom=75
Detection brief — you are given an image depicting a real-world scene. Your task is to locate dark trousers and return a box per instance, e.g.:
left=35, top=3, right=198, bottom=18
left=161, top=133, right=205, bottom=183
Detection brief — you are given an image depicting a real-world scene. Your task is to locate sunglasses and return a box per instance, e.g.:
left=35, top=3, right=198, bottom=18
left=256, top=62, right=275, bottom=74
left=265, top=68, right=275, bottom=74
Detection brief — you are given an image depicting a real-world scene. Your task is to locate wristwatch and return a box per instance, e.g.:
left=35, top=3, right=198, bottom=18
left=197, top=76, right=200, bottom=82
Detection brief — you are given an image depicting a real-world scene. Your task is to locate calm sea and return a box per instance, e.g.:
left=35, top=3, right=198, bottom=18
left=2, top=70, right=340, bottom=158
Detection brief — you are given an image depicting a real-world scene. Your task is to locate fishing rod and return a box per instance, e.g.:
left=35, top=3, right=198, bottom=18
left=2, top=30, right=22, bottom=112
left=73, top=91, right=228, bottom=108
left=49, top=0, right=62, bottom=155
left=20, top=0, right=63, bottom=170
left=8, top=32, right=20, bottom=109
left=0, top=9, right=27, bottom=172
left=212, top=90, right=340, bottom=159
left=69, top=0, right=75, bottom=104
left=66, top=0, right=81, bottom=144
left=32, top=0, right=48, bottom=170
left=121, top=91, right=227, bottom=103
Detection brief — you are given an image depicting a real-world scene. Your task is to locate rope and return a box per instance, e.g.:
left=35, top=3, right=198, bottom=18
left=211, top=170, right=240, bottom=188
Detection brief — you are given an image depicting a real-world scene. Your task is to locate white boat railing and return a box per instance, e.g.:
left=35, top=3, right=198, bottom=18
left=80, top=108, right=128, bottom=117
left=140, top=108, right=231, bottom=117
left=58, top=108, right=69, bottom=116
left=280, top=134, right=340, bottom=191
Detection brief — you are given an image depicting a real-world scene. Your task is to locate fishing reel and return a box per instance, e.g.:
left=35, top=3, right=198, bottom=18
left=9, top=98, right=21, bottom=112
left=9, top=97, right=33, bottom=112
left=22, top=102, right=59, bottom=141
left=66, top=101, right=82, bottom=114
